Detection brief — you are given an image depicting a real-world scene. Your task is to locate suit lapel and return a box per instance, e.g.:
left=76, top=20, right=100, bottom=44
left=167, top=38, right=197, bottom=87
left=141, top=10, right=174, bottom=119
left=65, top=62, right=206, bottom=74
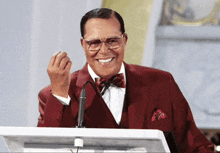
left=124, top=63, right=149, bottom=129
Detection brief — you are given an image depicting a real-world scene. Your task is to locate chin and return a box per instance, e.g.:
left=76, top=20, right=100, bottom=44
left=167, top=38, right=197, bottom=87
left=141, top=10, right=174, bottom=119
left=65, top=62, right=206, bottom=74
left=97, top=73, right=112, bottom=79
left=99, top=70, right=119, bottom=79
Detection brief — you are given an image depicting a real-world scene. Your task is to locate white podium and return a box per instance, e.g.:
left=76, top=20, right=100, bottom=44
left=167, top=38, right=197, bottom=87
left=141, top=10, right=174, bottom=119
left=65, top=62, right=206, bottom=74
left=0, top=127, right=170, bottom=153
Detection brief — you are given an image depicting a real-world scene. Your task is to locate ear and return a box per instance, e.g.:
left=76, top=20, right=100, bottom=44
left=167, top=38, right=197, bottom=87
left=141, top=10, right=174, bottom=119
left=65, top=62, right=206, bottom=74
left=123, top=33, right=128, bottom=45
left=80, top=38, right=86, bottom=51
left=80, top=38, right=84, bottom=48
left=80, top=38, right=87, bottom=56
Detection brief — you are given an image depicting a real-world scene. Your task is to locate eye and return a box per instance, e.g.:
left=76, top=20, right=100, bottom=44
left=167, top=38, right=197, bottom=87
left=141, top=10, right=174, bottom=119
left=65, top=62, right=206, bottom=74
left=87, top=39, right=101, bottom=46
left=107, top=38, right=119, bottom=44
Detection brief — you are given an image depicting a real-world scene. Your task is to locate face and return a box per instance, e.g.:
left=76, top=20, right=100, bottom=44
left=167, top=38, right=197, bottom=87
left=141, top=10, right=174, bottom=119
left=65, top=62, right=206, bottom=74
left=81, top=16, right=128, bottom=79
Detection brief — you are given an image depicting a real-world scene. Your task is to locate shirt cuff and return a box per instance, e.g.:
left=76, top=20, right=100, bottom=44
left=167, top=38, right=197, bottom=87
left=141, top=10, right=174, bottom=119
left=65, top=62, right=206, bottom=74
left=53, top=94, right=71, bottom=105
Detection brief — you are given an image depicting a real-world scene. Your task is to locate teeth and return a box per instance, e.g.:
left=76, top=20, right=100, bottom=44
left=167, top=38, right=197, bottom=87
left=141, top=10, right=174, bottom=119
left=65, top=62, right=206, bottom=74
left=99, top=58, right=113, bottom=63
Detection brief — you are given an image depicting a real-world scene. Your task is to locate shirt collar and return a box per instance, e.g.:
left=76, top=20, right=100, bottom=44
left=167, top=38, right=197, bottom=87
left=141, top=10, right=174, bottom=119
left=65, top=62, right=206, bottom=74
left=87, top=63, right=126, bottom=83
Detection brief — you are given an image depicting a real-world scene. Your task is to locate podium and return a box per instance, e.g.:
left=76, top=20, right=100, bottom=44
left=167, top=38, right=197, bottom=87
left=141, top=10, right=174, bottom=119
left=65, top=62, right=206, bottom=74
left=0, top=127, right=170, bottom=152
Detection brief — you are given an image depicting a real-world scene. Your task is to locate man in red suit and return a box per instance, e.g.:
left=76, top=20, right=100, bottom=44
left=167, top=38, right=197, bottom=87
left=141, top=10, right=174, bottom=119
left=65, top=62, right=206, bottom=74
left=37, top=8, right=214, bottom=152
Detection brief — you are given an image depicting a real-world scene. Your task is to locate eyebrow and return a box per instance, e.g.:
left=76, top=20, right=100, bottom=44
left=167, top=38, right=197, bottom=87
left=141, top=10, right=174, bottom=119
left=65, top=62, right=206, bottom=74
left=84, top=35, right=121, bottom=41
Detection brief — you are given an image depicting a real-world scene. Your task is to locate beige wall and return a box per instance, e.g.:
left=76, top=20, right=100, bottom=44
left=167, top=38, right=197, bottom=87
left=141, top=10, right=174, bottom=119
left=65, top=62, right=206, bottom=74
left=102, top=0, right=154, bottom=65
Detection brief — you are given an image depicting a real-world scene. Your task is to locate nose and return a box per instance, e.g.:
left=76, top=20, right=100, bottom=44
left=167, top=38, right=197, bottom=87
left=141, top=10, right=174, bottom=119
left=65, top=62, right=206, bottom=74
left=98, top=41, right=109, bottom=54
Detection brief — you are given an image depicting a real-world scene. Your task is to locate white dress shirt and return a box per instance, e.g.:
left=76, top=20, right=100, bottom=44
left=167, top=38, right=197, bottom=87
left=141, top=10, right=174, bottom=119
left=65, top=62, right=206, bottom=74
left=88, top=63, right=126, bottom=124
left=53, top=63, right=126, bottom=124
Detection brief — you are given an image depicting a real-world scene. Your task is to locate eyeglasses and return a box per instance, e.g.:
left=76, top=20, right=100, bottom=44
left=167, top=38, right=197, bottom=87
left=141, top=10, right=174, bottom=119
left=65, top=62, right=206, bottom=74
left=83, top=33, right=125, bottom=51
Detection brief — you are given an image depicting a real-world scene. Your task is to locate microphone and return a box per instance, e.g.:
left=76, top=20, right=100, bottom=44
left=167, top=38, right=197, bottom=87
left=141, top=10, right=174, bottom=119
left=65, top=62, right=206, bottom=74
left=76, top=81, right=102, bottom=128
left=77, top=88, right=86, bottom=128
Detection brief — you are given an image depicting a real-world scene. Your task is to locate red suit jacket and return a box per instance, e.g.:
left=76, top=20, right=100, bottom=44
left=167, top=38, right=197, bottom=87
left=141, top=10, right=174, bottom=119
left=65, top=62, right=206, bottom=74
left=38, top=62, right=214, bottom=153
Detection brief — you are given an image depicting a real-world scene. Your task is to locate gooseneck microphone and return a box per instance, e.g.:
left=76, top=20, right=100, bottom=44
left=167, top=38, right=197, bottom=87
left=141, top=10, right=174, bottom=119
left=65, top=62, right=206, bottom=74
left=77, top=81, right=101, bottom=128
left=77, top=88, right=86, bottom=128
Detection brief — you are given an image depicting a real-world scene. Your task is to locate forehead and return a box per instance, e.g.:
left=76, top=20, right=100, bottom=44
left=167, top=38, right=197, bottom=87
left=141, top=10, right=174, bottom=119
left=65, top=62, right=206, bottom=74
left=84, top=17, right=121, bottom=39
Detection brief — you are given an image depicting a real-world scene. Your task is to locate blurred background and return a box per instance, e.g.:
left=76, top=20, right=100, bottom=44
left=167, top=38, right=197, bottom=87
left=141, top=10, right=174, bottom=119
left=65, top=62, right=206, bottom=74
left=0, top=0, right=220, bottom=152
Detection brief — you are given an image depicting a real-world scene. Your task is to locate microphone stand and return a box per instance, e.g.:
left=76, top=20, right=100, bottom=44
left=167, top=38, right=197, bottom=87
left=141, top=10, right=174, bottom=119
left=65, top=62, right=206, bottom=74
left=77, top=81, right=102, bottom=128
left=74, top=81, right=101, bottom=153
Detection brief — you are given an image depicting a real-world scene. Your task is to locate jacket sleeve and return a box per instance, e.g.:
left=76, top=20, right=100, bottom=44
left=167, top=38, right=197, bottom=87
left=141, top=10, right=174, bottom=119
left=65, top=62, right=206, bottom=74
left=169, top=74, right=214, bottom=153
left=37, top=86, right=77, bottom=127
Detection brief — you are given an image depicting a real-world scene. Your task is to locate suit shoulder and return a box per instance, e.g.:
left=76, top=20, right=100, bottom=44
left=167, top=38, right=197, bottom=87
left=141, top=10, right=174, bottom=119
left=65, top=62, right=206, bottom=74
left=127, top=64, right=172, bottom=80
left=70, top=70, right=80, bottom=82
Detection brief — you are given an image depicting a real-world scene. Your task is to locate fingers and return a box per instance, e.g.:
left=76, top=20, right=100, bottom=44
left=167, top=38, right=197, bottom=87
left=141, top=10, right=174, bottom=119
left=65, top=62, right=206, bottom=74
left=49, top=51, right=71, bottom=70
left=48, top=51, right=61, bottom=67
left=65, top=60, right=72, bottom=73
left=59, top=56, right=71, bottom=70
left=54, top=52, right=68, bottom=67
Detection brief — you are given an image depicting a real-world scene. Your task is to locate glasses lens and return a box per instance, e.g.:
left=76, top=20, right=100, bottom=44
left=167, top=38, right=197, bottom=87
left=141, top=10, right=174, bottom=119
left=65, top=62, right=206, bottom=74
left=87, top=39, right=102, bottom=51
left=106, top=38, right=120, bottom=49
left=85, top=34, right=123, bottom=51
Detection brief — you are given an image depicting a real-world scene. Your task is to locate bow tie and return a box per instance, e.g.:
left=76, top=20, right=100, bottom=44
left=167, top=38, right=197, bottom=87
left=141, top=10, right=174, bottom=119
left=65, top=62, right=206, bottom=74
left=95, top=73, right=126, bottom=95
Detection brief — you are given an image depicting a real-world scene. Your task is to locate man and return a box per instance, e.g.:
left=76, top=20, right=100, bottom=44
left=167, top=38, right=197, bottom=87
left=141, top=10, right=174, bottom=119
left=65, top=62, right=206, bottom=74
left=37, top=8, right=214, bottom=152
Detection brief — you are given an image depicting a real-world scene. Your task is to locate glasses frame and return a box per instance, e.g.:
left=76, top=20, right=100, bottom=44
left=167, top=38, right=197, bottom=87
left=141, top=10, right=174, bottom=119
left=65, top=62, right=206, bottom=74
left=83, top=33, right=125, bottom=51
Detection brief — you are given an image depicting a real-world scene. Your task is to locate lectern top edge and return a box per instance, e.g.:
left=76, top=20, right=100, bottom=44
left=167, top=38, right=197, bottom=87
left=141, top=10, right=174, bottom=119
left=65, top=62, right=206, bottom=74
left=0, top=126, right=164, bottom=139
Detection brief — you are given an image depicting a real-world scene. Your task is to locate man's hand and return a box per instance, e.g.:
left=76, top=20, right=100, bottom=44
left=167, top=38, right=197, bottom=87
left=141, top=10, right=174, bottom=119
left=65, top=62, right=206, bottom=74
left=47, top=51, right=72, bottom=98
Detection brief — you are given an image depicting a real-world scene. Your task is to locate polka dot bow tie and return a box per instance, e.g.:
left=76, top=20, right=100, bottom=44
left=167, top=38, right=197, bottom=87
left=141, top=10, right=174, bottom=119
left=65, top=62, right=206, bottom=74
left=95, top=73, right=126, bottom=95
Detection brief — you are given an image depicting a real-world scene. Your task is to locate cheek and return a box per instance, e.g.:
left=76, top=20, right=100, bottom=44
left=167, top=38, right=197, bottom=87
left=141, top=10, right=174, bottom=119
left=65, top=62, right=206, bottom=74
left=86, top=51, right=98, bottom=60
left=115, top=49, right=124, bottom=60
left=110, top=49, right=120, bottom=58
left=113, top=51, right=119, bottom=57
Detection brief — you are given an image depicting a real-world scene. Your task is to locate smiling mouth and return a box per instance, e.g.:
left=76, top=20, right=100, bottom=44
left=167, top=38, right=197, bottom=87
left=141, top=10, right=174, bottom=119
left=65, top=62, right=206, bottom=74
left=98, top=57, right=114, bottom=63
